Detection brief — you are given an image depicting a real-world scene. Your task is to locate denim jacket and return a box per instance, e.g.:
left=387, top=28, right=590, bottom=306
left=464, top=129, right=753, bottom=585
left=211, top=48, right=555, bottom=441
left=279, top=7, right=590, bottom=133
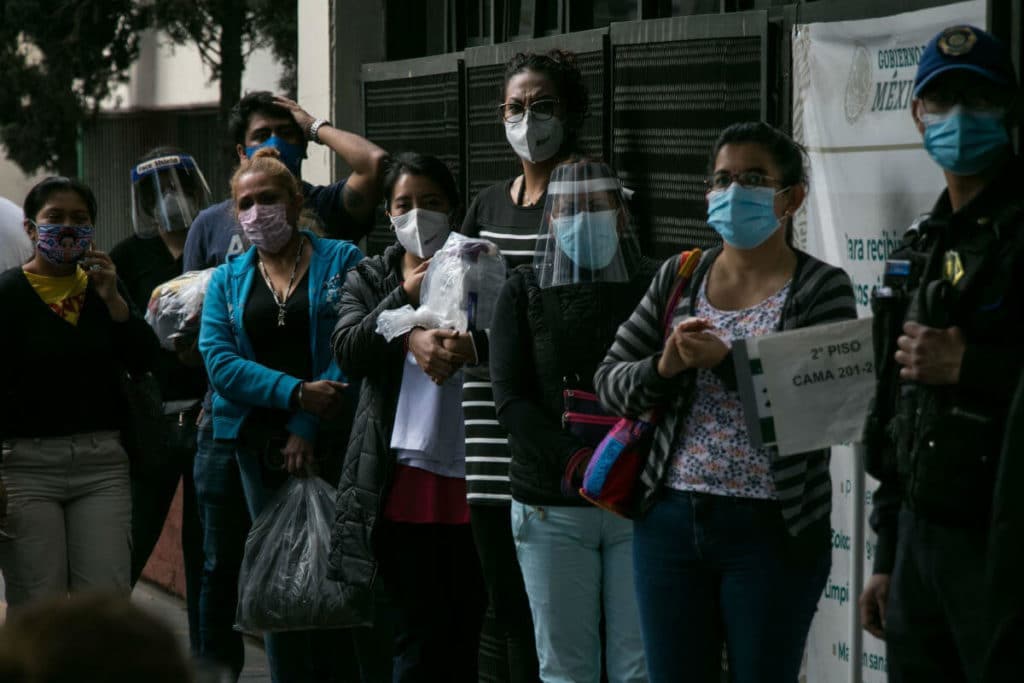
left=199, top=231, right=363, bottom=442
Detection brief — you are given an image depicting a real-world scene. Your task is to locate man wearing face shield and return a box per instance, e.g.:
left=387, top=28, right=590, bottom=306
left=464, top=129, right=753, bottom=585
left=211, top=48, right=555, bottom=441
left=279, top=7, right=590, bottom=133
left=109, top=146, right=213, bottom=658
left=489, top=159, right=655, bottom=682
left=858, top=26, right=1024, bottom=682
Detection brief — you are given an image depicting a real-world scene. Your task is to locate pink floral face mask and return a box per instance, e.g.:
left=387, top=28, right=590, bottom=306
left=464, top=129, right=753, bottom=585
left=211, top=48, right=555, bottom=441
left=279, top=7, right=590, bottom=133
left=238, top=202, right=293, bottom=253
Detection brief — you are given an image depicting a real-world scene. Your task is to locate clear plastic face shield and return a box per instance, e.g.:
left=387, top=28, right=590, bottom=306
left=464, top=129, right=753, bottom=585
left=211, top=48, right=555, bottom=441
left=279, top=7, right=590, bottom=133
left=533, top=160, right=640, bottom=289
left=131, top=154, right=213, bottom=238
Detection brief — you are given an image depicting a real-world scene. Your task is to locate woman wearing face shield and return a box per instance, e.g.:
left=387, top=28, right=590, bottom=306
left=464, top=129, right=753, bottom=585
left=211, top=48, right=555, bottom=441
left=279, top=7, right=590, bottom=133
left=489, top=158, right=655, bottom=683
left=460, top=49, right=590, bottom=683
left=0, top=176, right=159, bottom=609
left=197, top=147, right=364, bottom=682
left=327, top=152, right=486, bottom=681
left=594, top=122, right=857, bottom=683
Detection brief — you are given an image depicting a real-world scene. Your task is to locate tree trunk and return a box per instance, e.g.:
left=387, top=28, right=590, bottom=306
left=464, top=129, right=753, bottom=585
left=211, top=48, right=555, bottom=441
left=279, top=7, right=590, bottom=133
left=218, top=0, right=245, bottom=160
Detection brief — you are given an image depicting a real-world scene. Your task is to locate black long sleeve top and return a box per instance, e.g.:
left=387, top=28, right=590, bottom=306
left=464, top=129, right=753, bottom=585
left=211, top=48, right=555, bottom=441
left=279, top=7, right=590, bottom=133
left=0, top=267, right=160, bottom=441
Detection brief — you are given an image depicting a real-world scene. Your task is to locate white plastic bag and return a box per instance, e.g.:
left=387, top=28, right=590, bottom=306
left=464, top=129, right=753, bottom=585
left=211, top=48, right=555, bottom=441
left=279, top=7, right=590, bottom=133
left=376, top=232, right=507, bottom=341
left=235, top=476, right=366, bottom=633
left=144, top=269, right=214, bottom=350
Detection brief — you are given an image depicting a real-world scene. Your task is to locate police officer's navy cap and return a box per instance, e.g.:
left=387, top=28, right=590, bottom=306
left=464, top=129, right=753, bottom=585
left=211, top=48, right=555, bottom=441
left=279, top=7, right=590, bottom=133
left=913, top=25, right=1017, bottom=97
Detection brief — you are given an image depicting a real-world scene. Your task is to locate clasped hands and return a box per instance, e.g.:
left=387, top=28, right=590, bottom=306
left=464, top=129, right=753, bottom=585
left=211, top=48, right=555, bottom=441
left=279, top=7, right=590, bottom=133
left=409, top=328, right=476, bottom=385
left=656, top=318, right=730, bottom=379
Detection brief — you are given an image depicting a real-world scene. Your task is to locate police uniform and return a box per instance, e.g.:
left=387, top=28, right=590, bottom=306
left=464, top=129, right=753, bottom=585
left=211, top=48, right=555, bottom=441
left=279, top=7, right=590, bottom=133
left=864, top=25, right=1024, bottom=683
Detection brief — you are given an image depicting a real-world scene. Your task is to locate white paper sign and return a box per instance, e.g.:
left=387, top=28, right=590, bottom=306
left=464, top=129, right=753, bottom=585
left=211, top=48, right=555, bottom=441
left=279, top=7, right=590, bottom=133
left=756, top=318, right=874, bottom=456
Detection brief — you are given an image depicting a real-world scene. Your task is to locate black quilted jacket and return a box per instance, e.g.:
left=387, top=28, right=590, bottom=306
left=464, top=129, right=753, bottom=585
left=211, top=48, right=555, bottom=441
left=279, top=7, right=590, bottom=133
left=326, top=244, right=408, bottom=615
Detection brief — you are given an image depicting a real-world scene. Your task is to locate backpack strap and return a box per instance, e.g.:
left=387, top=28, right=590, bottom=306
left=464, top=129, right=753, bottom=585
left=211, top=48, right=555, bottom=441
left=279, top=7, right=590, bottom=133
left=660, top=249, right=702, bottom=338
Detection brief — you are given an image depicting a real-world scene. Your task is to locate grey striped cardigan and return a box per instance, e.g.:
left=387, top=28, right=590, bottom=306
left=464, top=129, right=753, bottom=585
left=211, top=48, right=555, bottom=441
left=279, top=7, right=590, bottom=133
left=594, top=246, right=857, bottom=540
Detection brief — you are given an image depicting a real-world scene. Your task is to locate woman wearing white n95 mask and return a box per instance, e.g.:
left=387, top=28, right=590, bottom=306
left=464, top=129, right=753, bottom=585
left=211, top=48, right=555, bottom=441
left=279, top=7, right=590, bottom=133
left=328, top=152, right=486, bottom=680
left=460, top=48, right=591, bottom=683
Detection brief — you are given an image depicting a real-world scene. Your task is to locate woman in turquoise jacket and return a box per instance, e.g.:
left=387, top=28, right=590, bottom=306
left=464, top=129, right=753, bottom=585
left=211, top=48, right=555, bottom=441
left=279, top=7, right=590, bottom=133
left=198, top=146, right=363, bottom=682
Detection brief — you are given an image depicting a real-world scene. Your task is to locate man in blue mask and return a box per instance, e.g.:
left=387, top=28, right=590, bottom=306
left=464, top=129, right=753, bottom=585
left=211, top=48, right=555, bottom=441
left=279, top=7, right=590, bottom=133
left=182, top=90, right=387, bottom=679
left=859, top=25, right=1024, bottom=683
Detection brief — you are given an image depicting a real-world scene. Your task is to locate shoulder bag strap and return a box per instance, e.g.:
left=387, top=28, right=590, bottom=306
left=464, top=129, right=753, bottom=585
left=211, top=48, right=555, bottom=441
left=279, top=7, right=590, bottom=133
left=660, top=249, right=702, bottom=339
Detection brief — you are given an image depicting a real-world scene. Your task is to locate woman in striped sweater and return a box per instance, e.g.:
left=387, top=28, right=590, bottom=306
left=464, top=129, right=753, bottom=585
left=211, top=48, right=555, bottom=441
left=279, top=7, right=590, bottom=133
left=460, top=49, right=590, bottom=682
left=594, top=122, right=857, bottom=683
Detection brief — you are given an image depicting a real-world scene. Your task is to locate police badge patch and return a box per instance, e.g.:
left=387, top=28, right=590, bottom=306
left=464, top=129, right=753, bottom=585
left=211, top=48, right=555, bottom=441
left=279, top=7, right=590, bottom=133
left=938, top=26, right=977, bottom=57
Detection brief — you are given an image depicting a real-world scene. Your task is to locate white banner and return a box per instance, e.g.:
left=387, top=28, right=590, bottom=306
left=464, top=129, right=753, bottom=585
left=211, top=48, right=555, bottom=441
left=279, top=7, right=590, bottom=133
left=791, top=2, right=985, bottom=681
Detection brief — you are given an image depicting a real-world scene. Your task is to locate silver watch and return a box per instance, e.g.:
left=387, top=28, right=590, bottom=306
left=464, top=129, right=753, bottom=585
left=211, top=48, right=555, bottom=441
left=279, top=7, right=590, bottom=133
left=308, top=118, right=331, bottom=143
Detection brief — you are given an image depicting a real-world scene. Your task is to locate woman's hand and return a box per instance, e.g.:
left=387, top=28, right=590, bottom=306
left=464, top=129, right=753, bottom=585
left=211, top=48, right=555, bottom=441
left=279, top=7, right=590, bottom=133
left=409, top=328, right=472, bottom=384
left=281, top=433, right=315, bottom=474
left=81, top=250, right=129, bottom=321
left=657, top=318, right=712, bottom=378
left=675, top=330, right=730, bottom=370
left=298, top=379, right=348, bottom=417
left=442, top=332, right=477, bottom=365
left=402, top=260, right=430, bottom=306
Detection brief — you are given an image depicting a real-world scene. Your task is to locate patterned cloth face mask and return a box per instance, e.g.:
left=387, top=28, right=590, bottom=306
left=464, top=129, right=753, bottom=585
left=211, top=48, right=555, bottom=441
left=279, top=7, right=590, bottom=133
left=33, top=223, right=94, bottom=265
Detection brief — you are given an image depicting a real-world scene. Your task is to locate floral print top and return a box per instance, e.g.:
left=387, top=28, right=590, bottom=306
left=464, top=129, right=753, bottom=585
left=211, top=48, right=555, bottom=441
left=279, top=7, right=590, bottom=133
left=666, top=278, right=791, bottom=500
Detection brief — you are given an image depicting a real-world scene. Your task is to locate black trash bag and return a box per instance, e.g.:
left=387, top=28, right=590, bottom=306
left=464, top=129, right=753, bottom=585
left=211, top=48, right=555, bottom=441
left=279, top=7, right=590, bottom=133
left=235, top=476, right=367, bottom=633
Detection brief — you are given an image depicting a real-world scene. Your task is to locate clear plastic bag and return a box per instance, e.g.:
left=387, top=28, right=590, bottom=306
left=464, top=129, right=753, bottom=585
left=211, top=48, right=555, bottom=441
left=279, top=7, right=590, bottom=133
left=376, top=232, right=507, bottom=341
left=235, top=476, right=366, bottom=633
left=144, top=269, right=214, bottom=351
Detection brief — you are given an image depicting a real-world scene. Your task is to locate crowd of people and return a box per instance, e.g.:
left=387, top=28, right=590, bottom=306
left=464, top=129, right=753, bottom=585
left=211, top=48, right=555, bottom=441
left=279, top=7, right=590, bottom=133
left=0, top=22, right=1019, bottom=683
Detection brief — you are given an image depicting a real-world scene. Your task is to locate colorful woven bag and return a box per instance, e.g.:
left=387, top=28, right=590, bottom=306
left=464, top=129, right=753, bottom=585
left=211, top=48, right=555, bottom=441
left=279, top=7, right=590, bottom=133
left=579, top=249, right=702, bottom=517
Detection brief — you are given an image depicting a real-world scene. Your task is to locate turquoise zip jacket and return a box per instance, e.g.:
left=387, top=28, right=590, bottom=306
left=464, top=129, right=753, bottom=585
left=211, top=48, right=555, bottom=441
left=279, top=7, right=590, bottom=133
left=199, top=230, right=363, bottom=442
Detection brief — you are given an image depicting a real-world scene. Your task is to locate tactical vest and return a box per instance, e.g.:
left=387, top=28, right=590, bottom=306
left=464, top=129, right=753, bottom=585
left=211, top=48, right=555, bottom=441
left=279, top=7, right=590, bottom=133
left=866, top=204, right=1024, bottom=523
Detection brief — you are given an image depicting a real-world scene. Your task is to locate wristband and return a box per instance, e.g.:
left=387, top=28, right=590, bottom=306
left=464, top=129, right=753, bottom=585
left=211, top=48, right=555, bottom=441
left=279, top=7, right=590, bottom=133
left=296, top=382, right=305, bottom=410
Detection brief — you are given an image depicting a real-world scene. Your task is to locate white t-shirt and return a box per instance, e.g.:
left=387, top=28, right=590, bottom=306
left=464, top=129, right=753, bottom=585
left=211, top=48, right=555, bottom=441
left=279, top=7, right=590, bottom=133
left=0, top=196, right=33, bottom=272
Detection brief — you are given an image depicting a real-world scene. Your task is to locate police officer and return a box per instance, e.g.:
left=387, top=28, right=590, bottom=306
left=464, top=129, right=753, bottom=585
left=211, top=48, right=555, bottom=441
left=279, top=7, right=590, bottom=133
left=858, top=25, right=1024, bottom=682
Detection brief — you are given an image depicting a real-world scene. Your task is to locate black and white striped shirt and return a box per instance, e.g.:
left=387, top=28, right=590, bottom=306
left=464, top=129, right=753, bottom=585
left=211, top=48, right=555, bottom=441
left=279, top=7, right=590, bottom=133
left=461, top=179, right=546, bottom=505
left=594, top=247, right=857, bottom=538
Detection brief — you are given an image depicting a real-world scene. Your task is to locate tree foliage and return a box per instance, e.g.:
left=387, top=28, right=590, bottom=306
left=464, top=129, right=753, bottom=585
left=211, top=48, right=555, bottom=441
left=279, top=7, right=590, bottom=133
left=0, top=0, right=298, bottom=177
left=0, top=1, right=149, bottom=176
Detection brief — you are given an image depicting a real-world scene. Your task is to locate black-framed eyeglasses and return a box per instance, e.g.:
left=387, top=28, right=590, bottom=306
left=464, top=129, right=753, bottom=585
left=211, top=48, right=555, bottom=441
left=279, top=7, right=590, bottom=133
left=704, top=171, right=780, bottom=193
left=498, top=98, right=560, bottom=123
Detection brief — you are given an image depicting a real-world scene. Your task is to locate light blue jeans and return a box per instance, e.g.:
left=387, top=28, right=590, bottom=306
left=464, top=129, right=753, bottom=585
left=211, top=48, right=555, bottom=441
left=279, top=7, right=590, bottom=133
left=511, top=501, right=647, bottom=683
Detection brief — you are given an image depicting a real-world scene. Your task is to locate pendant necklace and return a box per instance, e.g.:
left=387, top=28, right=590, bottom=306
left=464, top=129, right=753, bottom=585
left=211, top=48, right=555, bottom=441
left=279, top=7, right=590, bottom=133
left=258, top=235, right=305, bottom=327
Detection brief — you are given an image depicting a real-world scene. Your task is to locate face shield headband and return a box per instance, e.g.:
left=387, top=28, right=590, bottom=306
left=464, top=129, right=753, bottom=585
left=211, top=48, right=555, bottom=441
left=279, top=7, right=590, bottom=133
left=534, top=166, right=639, bottom=289
left=130, top=154, right=212, bottom=238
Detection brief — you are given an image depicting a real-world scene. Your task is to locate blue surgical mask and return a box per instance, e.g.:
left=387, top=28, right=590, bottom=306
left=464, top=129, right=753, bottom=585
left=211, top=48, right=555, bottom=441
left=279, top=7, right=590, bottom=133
left=706, top=184, right=782, bottom=250
left=921, top=106, right=1009, bottom=176
left=552, top=210, right=620, bottom=270
left=245, top=135, right=305, bottom=176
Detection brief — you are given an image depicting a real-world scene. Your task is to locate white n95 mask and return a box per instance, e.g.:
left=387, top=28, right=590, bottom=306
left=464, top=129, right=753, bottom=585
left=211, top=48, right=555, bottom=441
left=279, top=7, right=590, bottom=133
left=390, top=209, right=451, bottom=258
left=504, top=113, right=564, bottom=164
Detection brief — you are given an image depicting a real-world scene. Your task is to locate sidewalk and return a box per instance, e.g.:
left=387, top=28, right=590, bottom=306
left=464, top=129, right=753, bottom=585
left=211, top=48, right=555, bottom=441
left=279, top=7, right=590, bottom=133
left=132, top=581, right=271, bottom=682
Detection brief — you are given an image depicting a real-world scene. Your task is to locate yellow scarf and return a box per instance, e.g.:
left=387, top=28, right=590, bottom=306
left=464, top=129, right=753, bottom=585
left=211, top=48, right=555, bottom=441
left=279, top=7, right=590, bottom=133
left=23, top=267, right=89, bottom=325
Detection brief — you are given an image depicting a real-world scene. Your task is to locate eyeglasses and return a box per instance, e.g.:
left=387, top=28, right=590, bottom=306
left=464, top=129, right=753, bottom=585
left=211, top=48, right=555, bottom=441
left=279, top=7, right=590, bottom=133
left=705, top=171, right=780, bottom=193
left=498, top=98, right=560, bottom=123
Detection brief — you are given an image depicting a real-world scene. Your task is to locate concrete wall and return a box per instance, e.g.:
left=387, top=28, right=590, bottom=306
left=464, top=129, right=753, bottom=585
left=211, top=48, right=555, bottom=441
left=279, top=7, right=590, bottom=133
left=107, top=30, right=284, bottom=111
left=298, top=0, right=335, bottom=186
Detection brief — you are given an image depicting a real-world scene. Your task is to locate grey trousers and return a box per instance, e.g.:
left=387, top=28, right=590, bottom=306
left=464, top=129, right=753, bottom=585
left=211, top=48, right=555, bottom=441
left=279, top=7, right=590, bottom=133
left=0, top=431, right=131, bottom=609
